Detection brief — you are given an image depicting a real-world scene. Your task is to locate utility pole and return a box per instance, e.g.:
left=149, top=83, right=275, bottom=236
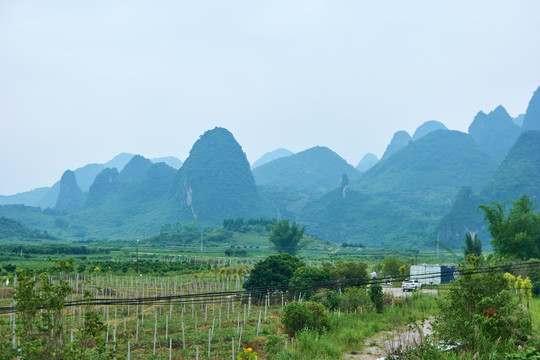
left=136, top=239, right=140, bottom=274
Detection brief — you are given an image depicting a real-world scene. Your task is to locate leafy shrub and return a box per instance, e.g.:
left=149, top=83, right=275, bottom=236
left=224, top=247, right=247, bottom=257
left=369, top=284, right=384, bottom=313
left=506, top=347, right=540, bottom=359
left=320, top=287, right=371, bottom=312
left=532, top=282, right=540, bottom=296
left=264, top=334, right=287, bottom=356
left=433, top=256, right=532, bottom=350
left=281, top=301, right=329, bottom=335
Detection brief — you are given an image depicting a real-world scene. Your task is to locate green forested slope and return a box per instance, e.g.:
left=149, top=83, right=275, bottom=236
left=468, top=106, right=520, bottom=163
left=253, top=146, right=359, bottom=193
left=0, top=216, right=58, bottom=241
left=358, top=130, right=497, bottom=198
left=436, top=131, right=540, bottom=248
left=480, top=131, right=540, bottom=202
left=172, top=127, right=267, bottom=225
left=299, top=189, right=434, bottom=248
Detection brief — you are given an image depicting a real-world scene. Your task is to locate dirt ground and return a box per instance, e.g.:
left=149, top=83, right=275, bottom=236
left=343, top=318, right=433, bottom=360
left=343, top=286, right=437, bottom=359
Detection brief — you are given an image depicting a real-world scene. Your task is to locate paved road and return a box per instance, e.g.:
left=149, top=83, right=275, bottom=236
left=382, top=285, right=438, bottom=298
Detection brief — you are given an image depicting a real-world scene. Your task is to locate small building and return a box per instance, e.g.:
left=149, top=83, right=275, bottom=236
left=410, top=264, right=457, bottom=285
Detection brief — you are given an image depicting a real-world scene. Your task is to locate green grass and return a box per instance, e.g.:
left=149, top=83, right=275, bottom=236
left=274, top=293, right=438, bottom=359
left=530, top=295, right=540, bottom=333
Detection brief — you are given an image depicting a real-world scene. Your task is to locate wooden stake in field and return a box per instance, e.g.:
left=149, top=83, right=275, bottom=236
left=208, top=328, right=211, bottom=359
left=136, top=305, right=140, bottom=343
left=182, top=321, right=185, bottom=350
left=153, top=312, right=157, bottom=354
left=264, top=294, right=268, bottom=322
left=238, top=326, right=243, bottom=352
left=257, top=310, right=261, bottom=336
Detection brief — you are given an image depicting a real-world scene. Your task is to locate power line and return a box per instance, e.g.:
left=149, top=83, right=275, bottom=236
left=0, top=261, right=537, bottom=314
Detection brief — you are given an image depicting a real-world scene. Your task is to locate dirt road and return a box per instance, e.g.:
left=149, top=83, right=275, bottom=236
left=382, top=285, right=438, bottom=298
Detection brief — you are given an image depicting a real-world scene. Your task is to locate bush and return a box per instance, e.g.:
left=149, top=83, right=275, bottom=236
left=532, top=282, right=540, bottom=296
left=320, top=287, right=371, bottom=313
left=281, top=301, right=329, bottom=335
left=369, top=284, right=384, bottom=313
left=264, top=334, right=287, bottom=356
left=433, top=256, right=532, bottom=350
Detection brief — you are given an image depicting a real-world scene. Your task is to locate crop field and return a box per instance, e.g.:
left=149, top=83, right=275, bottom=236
left=0, top=245, right=538, bottom=359
left=1, top=268, right=287, bottom=359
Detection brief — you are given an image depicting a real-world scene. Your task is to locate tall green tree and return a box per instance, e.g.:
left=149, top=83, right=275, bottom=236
left=289, top=266, right=331, bottom=298
left=381, top=256, right=403, bottom=278
left=244, top=253, right=305, bottom=291
left=268, top=219, right=307, bottom=255
left=462, top=232, right=482, bottom=257
left=478, top=195, right=540, bottom=259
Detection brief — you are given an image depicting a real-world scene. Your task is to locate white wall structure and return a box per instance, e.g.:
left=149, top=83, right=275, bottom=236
left=410, top=264, right=442, bottom=285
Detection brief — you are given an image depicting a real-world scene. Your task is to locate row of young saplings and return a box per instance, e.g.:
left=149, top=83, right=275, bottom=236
left=5, top=271, right=306, bottom=359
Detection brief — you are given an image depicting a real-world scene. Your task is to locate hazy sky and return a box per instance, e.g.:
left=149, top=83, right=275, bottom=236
left=1, top=1, right=540, bottom=195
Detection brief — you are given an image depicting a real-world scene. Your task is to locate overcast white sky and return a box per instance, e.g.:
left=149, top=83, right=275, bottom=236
left=1, top=1, right=540, bottom=195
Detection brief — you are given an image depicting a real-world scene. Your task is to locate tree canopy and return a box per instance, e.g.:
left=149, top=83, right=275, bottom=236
left=462, top=232, right=482, bottom=257
left=478, top=195, right=540, bottom=259
left=268, top=219, right=307, bottom=255
left=243, top=253, right=305, bottom=291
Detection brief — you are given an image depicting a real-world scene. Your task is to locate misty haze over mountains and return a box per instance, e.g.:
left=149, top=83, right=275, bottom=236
left=1, top=87, right=539, bottom=249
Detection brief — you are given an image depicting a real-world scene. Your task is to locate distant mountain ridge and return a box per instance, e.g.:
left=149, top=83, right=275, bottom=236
left=357, top=130, right=497, bottom=198
left=412, top=120, right=447, bottom=141
left=295, top=129, right=498, bottom=246
left=468, top=105, right=520, bottom=162
left=522, top=86, right=540, bottom=131
left=356, top=153, right=378, bottom=172
left=436, top=130, right=540, bottom=247
left=1, top=86, right=539, bottom=250
left=55, top=170, right=85, bottom=213
left=173, top=127, right=266, bottom=224
left=0, top=154, right=183, bottom=209
left=253, top=146, right=359, bottom=193
left=381, top=130, right=411, bottom=161
left=251, top=148, right=293, bottom=169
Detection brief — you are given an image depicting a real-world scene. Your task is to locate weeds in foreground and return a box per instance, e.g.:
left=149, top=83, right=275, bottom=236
left=271, top=293, right=438, bottom=359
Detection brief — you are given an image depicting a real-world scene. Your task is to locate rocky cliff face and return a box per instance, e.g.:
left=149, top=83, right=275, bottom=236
left=522, top=87, right=540, bottom=131
left=86, top=168, right=120, bottom=207
left=380, top=130, right=411, bottom=161
left=118, top=155, right=153, bottom=184
left=174, top=127, right=264, bottom=224
left=480, top=130, right=540, bottom=202
left=55, top=170, right=85, bottom=213
left=468, top=105, right=520, bottom=162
